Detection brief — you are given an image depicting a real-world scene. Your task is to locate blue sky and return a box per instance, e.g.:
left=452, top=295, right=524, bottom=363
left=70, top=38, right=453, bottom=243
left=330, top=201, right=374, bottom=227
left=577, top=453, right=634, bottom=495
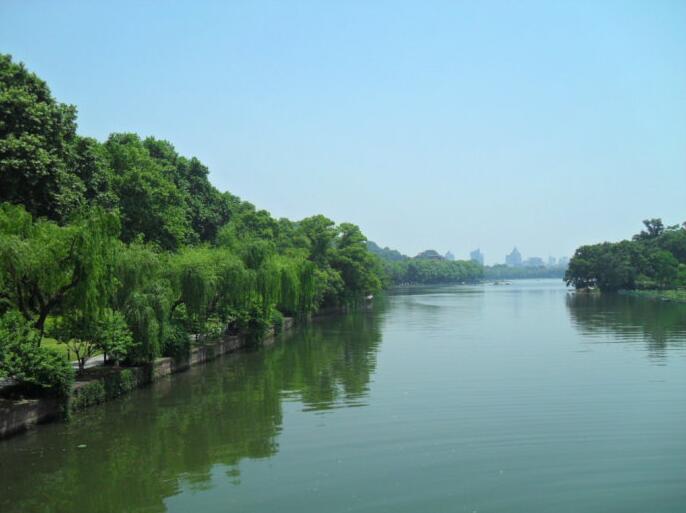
left=2, top=0, right=684, bottom=263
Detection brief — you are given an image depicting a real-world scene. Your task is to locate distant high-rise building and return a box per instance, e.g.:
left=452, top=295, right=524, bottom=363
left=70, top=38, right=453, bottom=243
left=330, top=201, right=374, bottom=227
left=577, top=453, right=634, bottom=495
left=505, top=247, right=522, bottom=267
left=444, top=251, right=455, bottom=261
left=524, top=256, right=544, bottom=267
left=547, top=256, right=557, bottom=267
left=469, top=248, right=484, bottom=265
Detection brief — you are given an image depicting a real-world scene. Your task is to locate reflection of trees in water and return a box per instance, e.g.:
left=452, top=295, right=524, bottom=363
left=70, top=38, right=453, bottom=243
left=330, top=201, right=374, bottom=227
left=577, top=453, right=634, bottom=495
left=0, top=307, right=385, bottom=513
left=279, top=310, right=383, bottom=409
left=565, top=292, right=686, bottom=355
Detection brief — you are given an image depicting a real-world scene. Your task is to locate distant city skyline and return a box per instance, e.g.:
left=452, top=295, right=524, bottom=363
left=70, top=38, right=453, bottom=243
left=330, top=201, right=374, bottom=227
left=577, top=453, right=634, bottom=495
left=409, top=246, right=568, bottom=266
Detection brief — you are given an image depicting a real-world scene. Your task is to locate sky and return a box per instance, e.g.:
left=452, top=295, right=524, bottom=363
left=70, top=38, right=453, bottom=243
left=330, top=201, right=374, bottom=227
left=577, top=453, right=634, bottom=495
left=1, top=0, right=685, bottom=264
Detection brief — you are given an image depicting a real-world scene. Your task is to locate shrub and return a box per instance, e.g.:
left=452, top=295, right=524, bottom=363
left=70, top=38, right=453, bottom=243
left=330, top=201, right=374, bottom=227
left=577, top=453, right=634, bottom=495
left=270, top=309, right=285, bottom=334
left=71, top=381, right=106, bottom=411
left=0, top=311, right=74, bottom=398
left=162, top=322, right=190, bottom=360
left=96, top=309, right=135, bottom=365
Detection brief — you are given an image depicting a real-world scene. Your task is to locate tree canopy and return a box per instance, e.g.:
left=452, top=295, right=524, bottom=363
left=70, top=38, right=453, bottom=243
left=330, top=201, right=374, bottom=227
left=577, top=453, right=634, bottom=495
left=565, top=219, right=686, bottom=291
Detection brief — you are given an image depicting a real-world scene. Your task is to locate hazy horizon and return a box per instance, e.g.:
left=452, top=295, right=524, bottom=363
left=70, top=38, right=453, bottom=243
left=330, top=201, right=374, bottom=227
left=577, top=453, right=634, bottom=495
left=2, top=1, right=684, bottom=264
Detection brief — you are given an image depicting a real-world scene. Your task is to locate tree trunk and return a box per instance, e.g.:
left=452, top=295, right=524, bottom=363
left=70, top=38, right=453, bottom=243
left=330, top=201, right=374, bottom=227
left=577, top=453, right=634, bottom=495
left=35, top=308, right=50, bottom=342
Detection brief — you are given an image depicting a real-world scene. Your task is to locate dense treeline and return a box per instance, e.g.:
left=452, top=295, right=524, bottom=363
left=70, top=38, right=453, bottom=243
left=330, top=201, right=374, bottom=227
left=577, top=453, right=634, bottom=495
left=383, top=258, right=483, bottom=284
left=484, top=265, right=565, bottom=280
left=0, top=55, right=383, bottom=398
left=367, top=241, right=483, bottom=284
left=565, top=219, right=686, bottom=291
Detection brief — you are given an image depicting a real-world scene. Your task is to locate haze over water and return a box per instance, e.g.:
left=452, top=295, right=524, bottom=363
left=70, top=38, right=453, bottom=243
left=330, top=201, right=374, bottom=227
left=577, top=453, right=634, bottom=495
left=1, top=280, right=685, bottom=513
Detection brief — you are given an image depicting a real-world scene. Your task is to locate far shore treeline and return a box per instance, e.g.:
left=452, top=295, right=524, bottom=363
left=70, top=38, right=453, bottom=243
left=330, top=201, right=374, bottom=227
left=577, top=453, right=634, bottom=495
left=365, top=242, right=565, bottom=282
left=565, top=219, right=686, bottom=292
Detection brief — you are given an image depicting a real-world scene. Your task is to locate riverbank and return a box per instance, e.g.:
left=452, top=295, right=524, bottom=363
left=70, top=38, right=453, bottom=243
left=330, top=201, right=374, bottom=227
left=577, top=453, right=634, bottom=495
left=620, top=289, right=686, bottom=304
left=0, top=318, right=295, bottom=440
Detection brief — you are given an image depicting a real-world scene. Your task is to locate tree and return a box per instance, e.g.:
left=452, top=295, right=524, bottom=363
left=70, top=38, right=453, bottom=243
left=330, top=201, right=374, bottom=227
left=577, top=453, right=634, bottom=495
left=331, top=223, right=382, bottom=299
left=143, top=137, right=231, bottom=243
left=0, top=54, right=86, bottom=221
left=0, top=203, right=120, bottom=336
left=113, top=241, right=172, bottom=363
left=567, top=218, right=685, bottom=291
left=104, top=133, right=190, bottom=250
left=50, top=312, right=100, bottom=373
left=299, top=215, right=338, bottom=265
left=633, top=218, right=665, bottom=241
left=647, top=250, right=679, bottom=289
left=96, top=309, right=134, bottom=366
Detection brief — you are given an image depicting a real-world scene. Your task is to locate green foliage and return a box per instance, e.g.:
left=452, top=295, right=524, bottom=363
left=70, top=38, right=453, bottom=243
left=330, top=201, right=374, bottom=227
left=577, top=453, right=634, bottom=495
left=385, top=258, right=483, bottom=285
left=566, top=219, right=686, bottom=291
left=70, top=380, right=106, bottom=411
left=104, top=133, right=190, bottom=250
left=0, top=310, right=74, bottom=397
left=0, top=203, right=119, bottom=335
left=49, top=312, right=100, bottom=373
left=123, top=284, right=169, bottom=364
left=117, top=369, right=138, bottom=394
left=70, top=367, right=145, bottom=412
left=270, top=308, right=285, bottom=333
left=632, top=218, right=665, bottom=241
left=331, top=223, right=383, bottom=301
left=162, top=322, right=191, bottom=360
left=96, top=309, right=134, bottom=366
left=0, top=54, right=83, bottom=221
left=112, top=242, right=172, bottom=363
left=484, top=264, right=565, bottom=280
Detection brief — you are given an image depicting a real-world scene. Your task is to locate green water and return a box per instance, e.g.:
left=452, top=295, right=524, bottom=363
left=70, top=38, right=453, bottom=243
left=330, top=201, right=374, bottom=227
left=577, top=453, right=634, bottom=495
left=1, top=280, right=685, bottom=512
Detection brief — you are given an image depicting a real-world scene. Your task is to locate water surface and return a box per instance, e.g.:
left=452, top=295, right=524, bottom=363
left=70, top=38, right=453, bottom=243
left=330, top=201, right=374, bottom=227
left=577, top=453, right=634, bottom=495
left=1, top=280, right=685, bottom=512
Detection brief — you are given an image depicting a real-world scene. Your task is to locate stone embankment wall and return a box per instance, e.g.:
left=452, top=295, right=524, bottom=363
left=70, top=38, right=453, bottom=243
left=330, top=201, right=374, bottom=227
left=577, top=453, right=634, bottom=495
left=0, top=318, right=295, bottom=440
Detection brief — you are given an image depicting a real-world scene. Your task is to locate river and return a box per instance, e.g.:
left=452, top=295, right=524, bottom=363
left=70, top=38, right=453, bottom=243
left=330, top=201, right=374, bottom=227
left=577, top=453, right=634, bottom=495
left=1, top=279, right=685, bottom=512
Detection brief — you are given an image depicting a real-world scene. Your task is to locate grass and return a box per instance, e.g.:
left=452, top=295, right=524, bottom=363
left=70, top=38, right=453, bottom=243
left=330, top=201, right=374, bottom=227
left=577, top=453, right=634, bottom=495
left=40, top=337, right=71, bottom=360
left=41, top=337, right=103, bottom=363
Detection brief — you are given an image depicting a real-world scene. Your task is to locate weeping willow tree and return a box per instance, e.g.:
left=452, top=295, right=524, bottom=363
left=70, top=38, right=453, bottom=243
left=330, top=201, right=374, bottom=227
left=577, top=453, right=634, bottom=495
left=277, top=257, right=300, bottom=316
left=124, top=286, right=169, bottom=363
left=0, top=203, right=120, bottom=337
left=297, top=260, right=318, bottom=315
left=211, top=250, right=255, bottom=327
left=274, top=256, right=321, bottom=317
left=166, top=247, right=220, bottom=342
left=256, top=257, right=281, bottom=319
left=169, top=249, right=216, bottom=318
left=113, top=241, right=172, bottom=363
